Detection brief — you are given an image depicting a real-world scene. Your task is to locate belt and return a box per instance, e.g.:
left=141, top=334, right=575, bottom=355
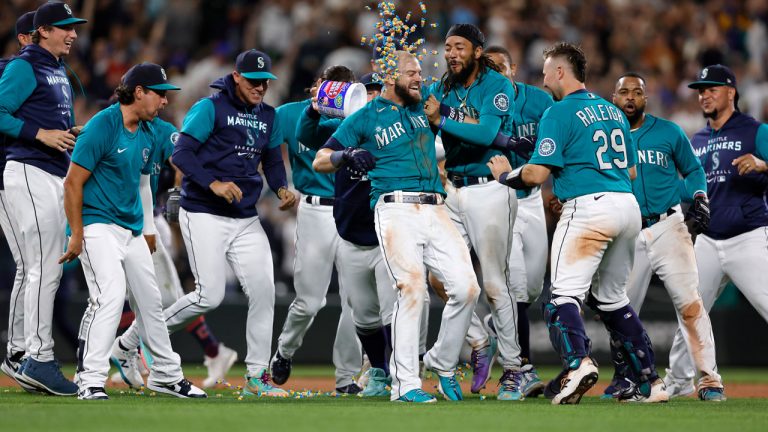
left=449, top=173, right=495, bottom=188
left=304, top=195, right=334, bottom=206
left=382, top=192, right=444, bottom=205
left=641, top=208, right=676, bottom=229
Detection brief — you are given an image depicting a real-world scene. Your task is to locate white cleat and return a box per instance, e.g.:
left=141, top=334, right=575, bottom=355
left=552, top=357, right=599, bottom=405
left=202, top=344, right=238, bottom=388
left=110, top=338, right=144, bottom=389
left=147, top=378, right=207, bottom=398
left=619, top=378, right=669, bottom=403
left=663, top=369, right=695, bottom=398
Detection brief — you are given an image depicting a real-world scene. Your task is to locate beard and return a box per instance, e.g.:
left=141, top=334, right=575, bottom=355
left=394, top=81, right=421, bottom=105
left=447, top=55, right=478, bottom=86
left=702, top=108, right=718, bottom=119
left=624, top=105, right=645, bottom=124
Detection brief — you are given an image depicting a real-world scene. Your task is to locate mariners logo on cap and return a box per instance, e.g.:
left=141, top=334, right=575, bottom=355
left=701, top=68, right=708, bottom=79
left=161, top=67, right=167, bottom=80
left=257, top=56, right=265, bottom=68
left=538, top=138, right=556, bottom=157
left=493, top=93, right=509, bottom=112
left=64, top=4, right=73, bottom=15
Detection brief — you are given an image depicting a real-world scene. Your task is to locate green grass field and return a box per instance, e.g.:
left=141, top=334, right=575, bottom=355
left=1, top=366, right=767, bottom=432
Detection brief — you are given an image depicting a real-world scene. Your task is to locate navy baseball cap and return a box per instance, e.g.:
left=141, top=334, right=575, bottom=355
left=33, top=2, right=88, bottom=29
left=16, top=11, right=35, bottom=35
left=360, top=72, right=383, bottom=89
left=688, top=64, right=736, bottom=89
left=236, top=49, right=277, bottom=80
left=123, top=63, right=181, bottom=91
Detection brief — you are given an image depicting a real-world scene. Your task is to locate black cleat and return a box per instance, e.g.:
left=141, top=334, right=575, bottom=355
left=270, top=351, right=292, bottom=385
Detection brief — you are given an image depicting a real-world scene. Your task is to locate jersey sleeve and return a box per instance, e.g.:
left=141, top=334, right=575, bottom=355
left=623, top=123, right=637, bottom=168
left=71, top=113, right=111, bottom=172
left=268, top=110, right=283, bottom=149
left=180, top=98, right=215, bottom=143
left=527, top=111, right=566, bottom=168
left=330, top=108, right=367, bottom=149
left=0, top=59, right=38, bottom=140
left=480, top=77, right=514, bottom=119
left=755, top=123, right=768, bottom=161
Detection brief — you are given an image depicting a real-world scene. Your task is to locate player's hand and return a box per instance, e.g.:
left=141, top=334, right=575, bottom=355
left=144, top=234, right=157, bottom=254
left=424, top=95, right=441, bottom=125
left=689, top=194, right=710, bottom=234
left=210, top=180, right=243, bottom=204
left=36, top=129, right=76, bottom=151
left=732, top=154, right=768, bottom=175
left=59, top=235, right=83, bottom=264
left=343, top=148, right=376, bottom=173
left=486, top=155, right=513, bottom=181
left=507, top=135, right=537, bottom=160
left=310, top=79, right=322, bottom=112
left=164, top=187, right=181, bottom=223
left=548, top=196, right=564, bottom=216
left=69, top=125, right=83, bottom=137
left=277, top=187, right=298, bottom=211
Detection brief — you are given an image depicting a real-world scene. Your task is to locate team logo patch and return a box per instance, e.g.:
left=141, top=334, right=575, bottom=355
left=62, top=85, right=70, bottom=100
left=493, top=93, right=509, bottom=112
left=538, top=138, right=556, bottom=157
left=170, top=132, right=180, bottom=145
left=712, top=151, right=719, bottom=170
left=64, top=4, right=73, bottom=15
left=142, top=148, right=150, bottom=163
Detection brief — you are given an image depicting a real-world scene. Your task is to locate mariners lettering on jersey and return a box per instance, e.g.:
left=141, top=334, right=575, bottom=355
left=692, top=135, right=742, bottom=157
left=636, top=149, right=669, bottom=168
left=575, top=103, right=625, bottom=127
left=226, top=112, right=268, bottom=132
left=375, top=122, right=406, bottom=149
left=45, top=71, right=70, bottom=86
left=517, top=122, right=539, bottom=138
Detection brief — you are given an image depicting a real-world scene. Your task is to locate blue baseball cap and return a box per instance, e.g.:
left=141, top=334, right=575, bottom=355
left=688, top=64, right=737, bottom=89
left=33, top=2, right=88, bottom=29
left=16, top=11, right=35, bottom=35
left=360, top=72, right=383, bottom=89
left=236, top=49, right=277, bottom=80
left=123, top=63, right=181, bottom=91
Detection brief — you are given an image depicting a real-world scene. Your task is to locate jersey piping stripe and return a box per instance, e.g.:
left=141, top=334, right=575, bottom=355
left=501, top=186, right=520, bottom=359
left=0, top=192, right=26, bottom=351
left=553, top=198, right=577, bottom=288
left=22, top=164, right=45, bottom=357
left=164, top=210, right=203, bottom=323
left=80, top=237, right=103, bottom=374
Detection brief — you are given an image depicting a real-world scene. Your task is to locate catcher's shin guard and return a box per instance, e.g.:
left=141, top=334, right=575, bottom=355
left=543, top=301, right=591, bottom=369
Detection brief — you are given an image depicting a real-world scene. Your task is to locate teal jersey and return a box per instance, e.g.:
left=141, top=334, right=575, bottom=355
left=529, top=90, right=636, bottom=201
left=428, top=69, right=515, bottom=176
left=276, top=99, right=335, bottom=197
left=508, top=82, right=554, bottom=169
left=331, top=96, right=445, bottom=209
left=147, top=117, right=179, bottom=207
left=631, top=114, right=705, bottom=218
left=72, top=104, right=160, bottom=236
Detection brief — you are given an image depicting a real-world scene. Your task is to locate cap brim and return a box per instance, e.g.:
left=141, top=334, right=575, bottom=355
left=240, top=71, right=277, bottom=80
left=146, top=83, right=181, bottom=91
left=51, top=17, right=88, bottom=26
left=687, top=80, right=730, bottom=89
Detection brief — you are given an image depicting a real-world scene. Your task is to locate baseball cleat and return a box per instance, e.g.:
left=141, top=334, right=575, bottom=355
left=77, top=387, right=109, bottom=400
left=437, top=373, right=463, bottom=401
left=497, top=368, right=525, bottom=401
left=202, top=343, right=238, bottom=388
left=336, top=383, right=363, bottom=394
left=395, top=388, right=437, bottom=403
left=602, top=375, right=633, bottom=399
left=21, top=358, right=78, bottom=396
left=543, top=368, right=569, bottom=400
left=619, top=378, right=669, bottom=403
left=551, top=357, right=598, bottom=405
left=110, top=338, right=144, bottom=389
left=2, top=354, right=46, bottom=394
left=698, top=387, right=726, bottom=402
left=270, top=350, right=292, bottom=385
left=662, top=369, right=695, bottom=398
left=243, top=369, right=289, bottom=398
left=147, top=378, right=207, bottom=398
left=359, top=368, right=391, bottom=397
left=470, top=337, right=498, bottom=393
left=520, top=364, right=545, bottom=397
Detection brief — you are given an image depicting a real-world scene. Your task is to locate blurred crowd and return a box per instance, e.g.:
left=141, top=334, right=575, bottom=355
left=1, top=0, right=767, bottom=297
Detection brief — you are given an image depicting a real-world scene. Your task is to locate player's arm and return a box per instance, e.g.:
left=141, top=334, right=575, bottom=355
left=60, top=162, right=91, bottom=263
left=492, top=114, right=564, bottom=188
left=313, top=110, right=374, bottom=173
left=0, top=59, right=75, bottom=150
left=296, top=104, right=343, bottom=150
left=674, top=128, right=707, bottom=199
left=139, top=174, right=157, bottom=253
left=263, top=115, right=297, bottom=210
left=732, top=123, right=768, bottom=175
left=487, top=156, right=551, bottom=188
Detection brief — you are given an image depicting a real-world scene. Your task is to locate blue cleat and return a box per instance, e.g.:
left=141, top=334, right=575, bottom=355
left=437, top=373, right=463, bottom=401
left=698, top=387, right=726, bottom=402
left=520, top=364, right=545, bottom=397
left=22, top=358, right=77, bottom=396
left=395, top=388, right=437, bottom=403
left=243, top=369, right=288, bottom=398
left=497, top=368, right=525, bottom=401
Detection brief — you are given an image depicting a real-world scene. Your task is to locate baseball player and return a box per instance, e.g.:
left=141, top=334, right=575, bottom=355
left=110, top=116, right=237, bottom=390
left=488, top=42, right=665, bottom=404
left=424, top=24, right=525, bottom=401
left=270, top=66, right=363, bottom=395
left=314, top=50, right=480, bottom=403
left=163, top=49, right=297, bottom=398
left=605, top=72, right=725, bottom=401
left=0, top=2, right=87, bottom=396
left=298, top=71, right=395, bottom=397
left=59, top=62, right=205, bottom=400
left=481, top=44, right=553, bottom=397
left=665, top=64, right=768, bottom=400
left=0, top=10, right=38, bottom=393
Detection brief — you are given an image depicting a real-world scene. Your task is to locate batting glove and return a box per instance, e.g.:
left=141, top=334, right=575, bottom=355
left=689, top=194, right=710, bottom=234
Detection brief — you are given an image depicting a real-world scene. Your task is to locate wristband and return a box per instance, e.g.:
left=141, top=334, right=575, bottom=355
left=438, top=115, right=447, bottom=130
left=504, top=171, right=527, bottom=189
left=330, top=150, right=345, bottom=167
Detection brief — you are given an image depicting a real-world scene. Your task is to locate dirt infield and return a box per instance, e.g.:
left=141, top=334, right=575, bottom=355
left=3, top=374, right=767, bottom=398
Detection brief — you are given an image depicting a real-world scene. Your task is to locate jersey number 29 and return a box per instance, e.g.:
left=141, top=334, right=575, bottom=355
left=593, top=128, right=627, bottom=170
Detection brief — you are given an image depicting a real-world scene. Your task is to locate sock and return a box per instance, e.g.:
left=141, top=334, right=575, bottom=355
left=185, top=316, right=219, bottom=358
left=118, top=301, right=135, bottom=332
left=518, top=302, right=531, bottom=363
left=383, top=324, right=392, bottom=351
left=356, top=326, right=389, bottom=376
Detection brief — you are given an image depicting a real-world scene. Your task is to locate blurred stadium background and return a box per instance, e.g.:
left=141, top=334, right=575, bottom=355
left=1, top=0, right=767, bottom=367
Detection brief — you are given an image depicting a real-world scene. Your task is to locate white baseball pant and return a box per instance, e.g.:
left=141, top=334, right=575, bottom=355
left=627, top=207, right=722, bottom=388
left=374, top=193, right=480, bottom=400
left=3, top=161, right=65, bottom=362
left=668, top=227, right=768, bottom=382
left=445, top=180, right=521, bottom=368
left=277, top=198, right=361, bottom=387
left=76, top=223, right=183, bottom=389
left=163, top=208, right=276, bottom=377
left=0, top=189, right=26, bottom=356
left=549, top=192, right=640, bottom=311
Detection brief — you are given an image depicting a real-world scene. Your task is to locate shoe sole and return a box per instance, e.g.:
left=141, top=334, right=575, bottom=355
left=553, top=372, right=599, bottom=405
left=146, top=383, right=207, bottom=398
left=394, top=398, right=437, bottom=403
left=21, top=372, right=76, bottom=396
left=1, top=362, right=48, bottom=394
left=524, top=381, right=546, bottom=398
left=110, top=357, right=143, bottom=389
left=242, top=388, right=289, bottom=398
left=202, top=350, right=238, bottom=388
